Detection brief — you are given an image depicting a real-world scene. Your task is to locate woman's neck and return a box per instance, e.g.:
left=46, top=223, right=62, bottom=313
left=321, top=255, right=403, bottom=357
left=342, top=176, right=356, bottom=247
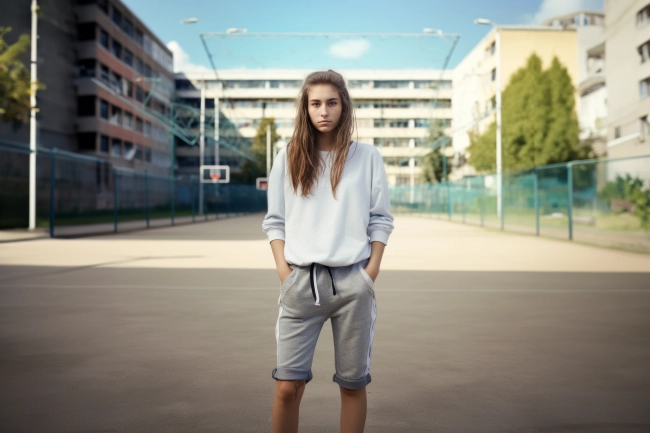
left=316, top=130, right=335, bottom=151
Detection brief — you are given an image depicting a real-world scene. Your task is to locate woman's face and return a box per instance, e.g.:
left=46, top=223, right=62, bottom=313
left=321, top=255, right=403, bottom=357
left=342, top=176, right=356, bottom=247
left=307, top=83, right=343, bottom=133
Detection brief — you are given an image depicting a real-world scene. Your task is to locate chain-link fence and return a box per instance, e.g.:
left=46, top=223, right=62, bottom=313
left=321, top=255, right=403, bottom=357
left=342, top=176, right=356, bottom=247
left=390, top=154, right=650, bottom=252
left=0, top=141, right=267, bottom=237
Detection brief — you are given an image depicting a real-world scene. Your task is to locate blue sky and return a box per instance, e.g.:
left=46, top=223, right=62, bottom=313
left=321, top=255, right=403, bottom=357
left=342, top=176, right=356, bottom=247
left=122, top=0, right=603, bottom=72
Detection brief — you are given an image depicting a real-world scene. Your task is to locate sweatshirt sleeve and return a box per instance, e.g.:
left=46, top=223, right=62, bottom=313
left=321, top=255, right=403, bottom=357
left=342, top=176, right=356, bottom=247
left=261, top=147, right=286, bottom=242
left=367, top=147, right=395, bottom=245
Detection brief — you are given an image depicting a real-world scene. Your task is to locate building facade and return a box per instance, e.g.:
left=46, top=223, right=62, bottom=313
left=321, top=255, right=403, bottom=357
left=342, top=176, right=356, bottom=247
left=452, top=25, right=579, bottom=179
left=175, top=69, right=453, bottom=186
left=542, top=11, right=608, bottom=156
left=605, top=0, right=650, bottom=158
left=0, top=0, right=174, bottom=175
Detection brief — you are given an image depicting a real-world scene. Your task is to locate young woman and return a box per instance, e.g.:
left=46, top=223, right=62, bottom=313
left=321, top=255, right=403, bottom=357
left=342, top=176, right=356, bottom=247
left=262, top=69, right=394, bottom=433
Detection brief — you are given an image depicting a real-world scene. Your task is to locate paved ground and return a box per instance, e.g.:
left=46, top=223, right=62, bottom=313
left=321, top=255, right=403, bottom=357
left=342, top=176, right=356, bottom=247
left=0, top=214, right=649, bottom=432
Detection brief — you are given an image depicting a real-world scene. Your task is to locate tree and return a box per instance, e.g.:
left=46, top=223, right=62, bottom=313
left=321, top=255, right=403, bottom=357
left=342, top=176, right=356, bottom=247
left=419, top=118, right=452, bottom=183
left=239, top=118, right=280, bottom=184
left=0, top=27, right=39, bottom=124
left=467, top=53, right=585, bottom=173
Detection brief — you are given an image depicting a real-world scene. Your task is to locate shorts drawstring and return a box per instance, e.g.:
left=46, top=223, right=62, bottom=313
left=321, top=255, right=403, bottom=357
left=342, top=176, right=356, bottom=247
left=309, top=263, right=337, bottom=306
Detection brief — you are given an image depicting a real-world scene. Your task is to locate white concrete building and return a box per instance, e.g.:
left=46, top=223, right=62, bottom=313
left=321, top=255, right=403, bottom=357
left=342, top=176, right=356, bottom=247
left=605, top=0, right=650, bottom=158
left=175, top=69, right=453, bottom=186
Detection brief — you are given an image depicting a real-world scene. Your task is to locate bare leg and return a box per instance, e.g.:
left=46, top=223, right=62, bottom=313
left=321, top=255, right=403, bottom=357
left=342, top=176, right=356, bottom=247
left=340, top=386, right=367, bottom=433
left=272, top=379, right=307, bottom=433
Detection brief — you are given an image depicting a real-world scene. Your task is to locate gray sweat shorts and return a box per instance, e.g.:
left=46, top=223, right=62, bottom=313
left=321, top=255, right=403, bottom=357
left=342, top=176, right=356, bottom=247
left=272, top=257, right=377, bottom=390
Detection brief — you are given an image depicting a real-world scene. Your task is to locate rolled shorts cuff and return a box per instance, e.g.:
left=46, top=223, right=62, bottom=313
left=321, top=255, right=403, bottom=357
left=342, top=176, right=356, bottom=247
left=332, top=372, right=372, bottom=389
left=272, top=367, right=313, bottom=383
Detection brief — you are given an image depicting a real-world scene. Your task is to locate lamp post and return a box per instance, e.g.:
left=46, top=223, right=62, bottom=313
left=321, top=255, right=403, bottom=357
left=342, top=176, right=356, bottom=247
left=29, top=0, right=38, bottom=230
left=474, top=18, right=503, bottom=229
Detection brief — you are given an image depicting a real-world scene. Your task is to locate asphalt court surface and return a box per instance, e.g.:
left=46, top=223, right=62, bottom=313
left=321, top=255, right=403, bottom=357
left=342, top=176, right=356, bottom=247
left=1, top=215, right=649, bottom=432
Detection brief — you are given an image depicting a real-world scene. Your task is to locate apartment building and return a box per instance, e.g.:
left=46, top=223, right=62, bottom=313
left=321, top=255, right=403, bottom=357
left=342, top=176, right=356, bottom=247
left=542, top=11, right=607, bottom=155
left=0, top=0, right=174, bottom=175
left=452, top=25, right=579, bottom=179
left=605, top=0, right=650, bottom=158
left=175, top=69, right=453, bottom=186
left=75, top=0, right=174, bottom=174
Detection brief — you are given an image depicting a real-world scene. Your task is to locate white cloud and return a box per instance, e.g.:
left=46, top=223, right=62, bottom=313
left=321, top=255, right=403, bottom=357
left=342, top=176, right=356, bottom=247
left=327, top=39, right=371, bottom=59
left=166, top=40, right=211, bottom=73
left=524, top=0, right=604, bottom=24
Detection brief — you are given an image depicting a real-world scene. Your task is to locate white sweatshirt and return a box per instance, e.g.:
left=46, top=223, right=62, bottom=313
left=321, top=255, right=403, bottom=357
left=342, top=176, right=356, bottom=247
left=262, top=141, right=394, bottom=267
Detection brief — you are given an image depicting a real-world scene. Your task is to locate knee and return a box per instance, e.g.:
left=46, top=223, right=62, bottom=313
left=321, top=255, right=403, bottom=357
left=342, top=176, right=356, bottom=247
left=339, top=385, right=365, bottom=396
left=275, top=380, right=307, bottom=403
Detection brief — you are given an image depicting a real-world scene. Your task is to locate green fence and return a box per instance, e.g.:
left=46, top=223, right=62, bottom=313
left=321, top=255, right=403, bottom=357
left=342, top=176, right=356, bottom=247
left=0, top=141, right=267, bottom=237
left=390, top=155, right=650, bottom=252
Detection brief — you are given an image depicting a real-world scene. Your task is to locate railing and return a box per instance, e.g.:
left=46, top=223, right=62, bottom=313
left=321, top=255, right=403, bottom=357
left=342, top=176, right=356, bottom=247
left=0, top=141, right=267, bottom=237
left=390, top=155, right=650, bottom=252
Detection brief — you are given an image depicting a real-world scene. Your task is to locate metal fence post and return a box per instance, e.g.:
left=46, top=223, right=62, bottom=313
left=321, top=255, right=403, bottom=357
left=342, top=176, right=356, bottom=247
left=567, top=163, right=573, bottom=240
left=481, top=177, right=485, bottom=227
left=49, top=149, right=57, bottom=238
left=191, top=179, right=196, bottom=223
left=447, top=183, right=452, bottom=220
left=113, top=168, right=118, bottom=233
left=500, top=174, right=505, bottom=231
left=534, top=168, right=540, bottom=236
left=170, top=177, right=175, bottom=226
left=145, top=170, right=150, bottom=229
left=462, top=182, right=466, bottom=224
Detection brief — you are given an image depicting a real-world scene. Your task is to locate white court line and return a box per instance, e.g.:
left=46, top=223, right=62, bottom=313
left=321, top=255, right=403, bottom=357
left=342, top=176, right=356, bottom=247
left=6, top=284, right=650, bottom=292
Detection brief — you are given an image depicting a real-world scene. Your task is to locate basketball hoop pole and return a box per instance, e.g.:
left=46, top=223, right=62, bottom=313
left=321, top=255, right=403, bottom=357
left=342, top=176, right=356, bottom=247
left=199, top=80, right=205, bottom=215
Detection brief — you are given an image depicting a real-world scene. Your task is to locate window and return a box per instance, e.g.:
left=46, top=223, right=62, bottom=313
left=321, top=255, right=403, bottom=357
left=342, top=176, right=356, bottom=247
left=78, top=23, right=96, bottom=41
left=637, top=5, right=650, bottom=27
left=100, top=135, right=109, bottom=153
left=99, top=99, right=109, bottom=119
left=100, top=63, right=109, bottom=82
left=413, top=80, right=452, bottom=89
left=112, top=139, right=122, bottom=156
left=122, top=19, right=134, bottom=38
left=124, top=79, right=133, bottom=98
left=135, top=86, right=144, bottom=102
left=269, top=80, right=301, bottom=88
left=348, top=80, right=373, bottom=89
left=99, top=28, right=109, bottom=49
left=135, top=117, right=143, bottom=132
left=77, top=96, right=96, bottom=116
left=640, top=77, right=650, bottom=99
left=373, top=138, right=410, bottom=147
left=374, top=119, right=409, bottom=128
left=123, top=49, right=133, bottom=66
left=124, top=141, right=135, bottom=160
left=145, top=121, right=152, bottom=136
left=144, top=64, right=152, bottom=78
left=134, top=28, right=144, bottom=46
left=433, top=99, right=452, bottom=108
left=145, top=148, right=152, bottom=163
left=124, top=111, right=133, bottom=128
left=135, top=57, right=143, bottom=74
left=112, top=6, right=122, bottom=28
left=134, top=145, right=143, bottom=161
left=78, top=59, right=96, bottom=78
left=640, top=116, right=648, bottom=142
left=374, top=80, right=410, bottom=89
left=490, top=41, right=496, bottom=55
left=224, top=80, right=265, bottom=89
left=111, top=139, right=122, bottom=157
left=110, top=106, right=122, bottom=125
left=614, top=127, right=621, bottom=139
left=112, top=40, right=122, bottom=59
left=110, top=71, right=123, bottom=94
left=491, top=68, right=497, bottom=81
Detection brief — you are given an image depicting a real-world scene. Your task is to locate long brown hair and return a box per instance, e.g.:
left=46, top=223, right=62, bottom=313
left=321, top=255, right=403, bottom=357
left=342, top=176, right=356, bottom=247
left=286, top=69, right=357, bottom=199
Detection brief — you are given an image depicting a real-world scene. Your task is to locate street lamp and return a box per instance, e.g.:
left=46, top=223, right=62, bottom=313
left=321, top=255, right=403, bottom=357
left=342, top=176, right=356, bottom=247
left=474, top=17, right=503, bottom=229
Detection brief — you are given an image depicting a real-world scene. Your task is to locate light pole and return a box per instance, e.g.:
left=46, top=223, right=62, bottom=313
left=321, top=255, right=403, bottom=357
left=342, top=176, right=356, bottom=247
left=28, top=0, right=38, bottom=230
left=474, top=18, right=503, bottom=228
